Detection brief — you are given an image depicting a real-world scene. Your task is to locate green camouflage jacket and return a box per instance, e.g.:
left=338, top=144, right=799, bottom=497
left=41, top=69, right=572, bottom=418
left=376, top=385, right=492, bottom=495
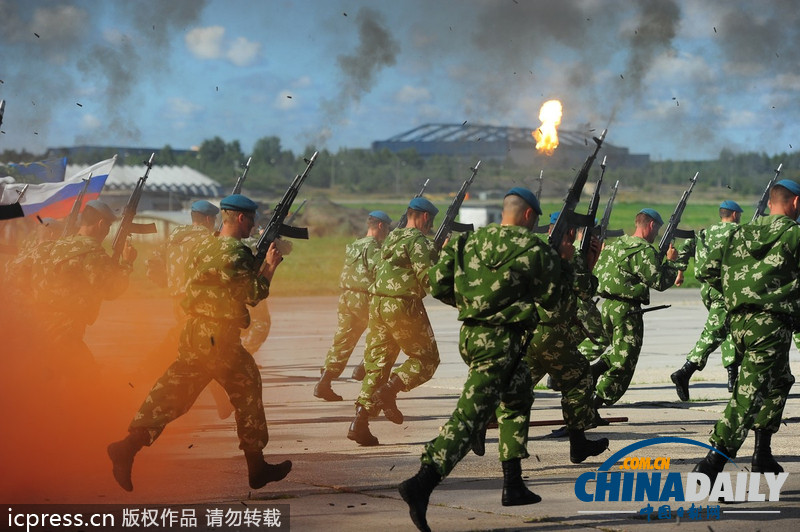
left=696, top=215, right=800, bottom=316
left=429, top=224, right=566, bottom=328
left=339, top=236, right=382, bottom=292
left=148, top=224, right=212, bottom=298
left=32, top=235, right=131, bottom=327
left=594, top=234, right=681, bottom=305
left=370, top=227, right=436, bottom=299
left=182, top=234, right=270, bottom=328
left=692, top=221, right=739, bottom=307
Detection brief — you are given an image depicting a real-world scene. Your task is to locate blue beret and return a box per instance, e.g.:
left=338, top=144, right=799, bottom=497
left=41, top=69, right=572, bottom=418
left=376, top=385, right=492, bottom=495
left=191, top=200, right=220, bottom=216
left=369, top=210, right=392, bottom=225
left=775, top=179, right=800, bottom=197
left=220, top=194, right=258, bottom=212
left=505, top=187, right=542, bottom=215
left=638, top=208, right=664, bottom=226
left=84, top=199, right=117, bottom=223
left=549, top=211, right=561, bottom=225
left=409, top=197, right=439, bottom=216
left=719, top=200, right=742, bottom=213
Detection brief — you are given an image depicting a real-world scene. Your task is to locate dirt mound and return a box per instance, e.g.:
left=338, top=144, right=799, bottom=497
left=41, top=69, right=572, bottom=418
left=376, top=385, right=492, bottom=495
left=286, top=197, right=369, bottom=238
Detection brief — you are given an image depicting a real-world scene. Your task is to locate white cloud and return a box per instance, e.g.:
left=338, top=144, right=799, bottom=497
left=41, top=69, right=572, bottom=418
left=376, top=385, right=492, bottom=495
left=275, top=90, right=298, bottom=110
left=292, top=76, right=312, bottom=89
left=168, top=97, right=204, bottom=117
left=185, top=26, right=225, bottom=60
left=81, top=114, right=101, bottom=130
left=226, top=36, right=260, bottom=67
left=394, top=85, right=431, bottom=104
left=644, top=51, right=715, bottom=86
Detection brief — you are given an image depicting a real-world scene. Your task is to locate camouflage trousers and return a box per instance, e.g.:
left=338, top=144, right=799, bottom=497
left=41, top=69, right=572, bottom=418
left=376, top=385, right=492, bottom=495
left=526, top=322, right=596, bottom=430
left=357, top=295, right=439, bottom=414
left=421, top=323, right=532, bottom=477
left=130, top=315, right=269, bottom=452
left=686, top=298, right=735, bottom=369
left=241, top=300, right=271, bottom=355
left=577, top=299, right=644, bottom=405
left=576, top=296, right=603, bottom=345
left=710, top=312, right=795, bottom=454
left=322, top=290, right=370, bottom=377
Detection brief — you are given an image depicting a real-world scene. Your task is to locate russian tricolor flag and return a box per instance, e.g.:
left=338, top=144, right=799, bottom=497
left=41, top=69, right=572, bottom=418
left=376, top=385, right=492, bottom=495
left=0, top=156, right=116, bottom=220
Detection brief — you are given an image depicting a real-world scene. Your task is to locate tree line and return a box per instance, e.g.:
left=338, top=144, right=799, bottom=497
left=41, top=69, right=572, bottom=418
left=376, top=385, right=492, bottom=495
left=2, top=136, right=797, bottom=198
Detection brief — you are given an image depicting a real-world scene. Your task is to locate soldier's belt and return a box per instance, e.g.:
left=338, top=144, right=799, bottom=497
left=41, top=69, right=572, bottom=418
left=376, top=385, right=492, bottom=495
left=602, top=294, right=644, bottom=306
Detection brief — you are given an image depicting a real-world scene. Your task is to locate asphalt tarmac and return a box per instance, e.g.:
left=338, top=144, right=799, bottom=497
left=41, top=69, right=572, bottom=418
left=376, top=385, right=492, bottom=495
left=4, top=288, right=800, bottom=531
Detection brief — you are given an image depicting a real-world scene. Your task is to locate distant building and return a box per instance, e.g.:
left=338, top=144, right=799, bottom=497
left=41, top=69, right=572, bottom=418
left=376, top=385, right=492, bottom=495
left=372, top=123, right=649, bottom=168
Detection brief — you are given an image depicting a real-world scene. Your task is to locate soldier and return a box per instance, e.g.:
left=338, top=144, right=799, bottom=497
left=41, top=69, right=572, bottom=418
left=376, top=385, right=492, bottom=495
left=578, top=208, right=683, bottom=415
left=347, top=197, right=439, bottom=446
left=525, top=223, right=609, bottom=463
left=314, top=210, right=393, bottom=401
left=399, top=188, right=567, bottom=531
left=693, top=180, right=800, bottom=482
left=29, top=200, right=137, bottom=374
left=107, top=194, right=291, bottom=492
left=670, top=200, right=742, bottom=401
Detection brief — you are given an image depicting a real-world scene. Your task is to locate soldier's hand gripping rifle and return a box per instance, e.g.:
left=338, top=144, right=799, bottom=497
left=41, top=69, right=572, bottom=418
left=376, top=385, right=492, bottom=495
left=656, top=172, right=698, bottom=263
left=61, top=174, right=92, bottom=238
left=751, top=163, right=783, bottom=223
left=548, top=129, right=607, bottom=251
left=253, top=152, right=318, bottom=268
left=433, top=161, right=480, bottom=251
left=579, top=156, right=607, bottom=256
left=111, top=153, right=157, bottom=263
left=395, top=178, right=430, bottom=230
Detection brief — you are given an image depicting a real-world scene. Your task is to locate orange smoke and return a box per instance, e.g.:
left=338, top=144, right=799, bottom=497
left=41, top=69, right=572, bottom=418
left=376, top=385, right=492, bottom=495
left=533, top=99, right=562, bottom=155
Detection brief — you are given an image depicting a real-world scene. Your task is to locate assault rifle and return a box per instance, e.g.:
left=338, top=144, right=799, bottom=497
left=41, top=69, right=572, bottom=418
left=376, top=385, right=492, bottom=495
left=254, top=152, right=318, bottom=267
left=0, top=99, right=5, bottom=129
left=218, top=156, right=252, bottom=232
left=598, top=180, right=624, bottom=243
left=656, top=172, right=698, bottom=263
left=433, top=161, right=480, bottom=251
left=536, top=170, right=543, bottom=198
left=285, top=199, right=307, bottom=226
left=395, top=178, right=430, bottom=230
left=548, top=129, right=606, bottom=251
left=626, top=304, right=671, bottom=317
left=111, top=153, right=157, bottom=263
left=579, top=156, right=607, bottom=255
left=751, top=163, right=783, bottom=223
left=61, top=174, right=92, bottom=237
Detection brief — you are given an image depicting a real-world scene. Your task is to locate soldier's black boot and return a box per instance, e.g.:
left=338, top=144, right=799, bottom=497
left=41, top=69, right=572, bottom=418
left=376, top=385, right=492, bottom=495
left=314, top=369, right=343, bottom=401
left=726, top=364, right=739, bottom=393
left=351, top=361, right=366, bottom=381
left=244, top=451, right=292, bottom=489
left=590, top=359, right=609, bottom=386
left=347, top=405, right=379, bottom=446
left=501, top=458, right=542, bottom=506
left=107, top=429, right=149, bottom=492
left=569, top=429, right=610, bottom=464
left=471, top=423, right=487, bottom=456
left=752, top=430, right=784, bottom=473
left=372, top=374, right=405, bottom=424
left=670, top=361, right=699, bottom=402
left=589, top=395, right=610, bottom=428
left=398, top=463, right=442, bottom=532
left=693, top=442, right=732, bottom=487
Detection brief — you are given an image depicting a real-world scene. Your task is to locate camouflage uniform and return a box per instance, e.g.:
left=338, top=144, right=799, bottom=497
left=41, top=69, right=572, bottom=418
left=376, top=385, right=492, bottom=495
left=322, top=235, right=382, bottom=376
left=696, top=215, right=799, bottom=454
left=129, top=234, right=271, bottom=451
left=422, top=224, right=564, bottom=476
left=685, top=225, right=737, bottom=369
left=240, top=235, right=271, bottom=354
left=526, top=254, right=597, bottom=430
left=578, top=235, right=682, bottom=405
left=357, top=227, right=439, bottom=415
left=30, top=235, right=132, bottom=371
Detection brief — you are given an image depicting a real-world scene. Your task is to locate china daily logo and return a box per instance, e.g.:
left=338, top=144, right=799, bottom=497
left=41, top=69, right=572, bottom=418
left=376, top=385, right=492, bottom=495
left=573, top=437, right=788, bottom=521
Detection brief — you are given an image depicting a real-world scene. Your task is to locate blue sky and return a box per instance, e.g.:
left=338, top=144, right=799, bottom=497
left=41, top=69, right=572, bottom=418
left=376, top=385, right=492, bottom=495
left=1, top=0, right=799, bottom=162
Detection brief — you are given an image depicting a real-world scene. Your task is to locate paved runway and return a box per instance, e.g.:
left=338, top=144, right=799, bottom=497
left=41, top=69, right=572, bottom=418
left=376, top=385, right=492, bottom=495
left=5, top=288, right=800, bottom=531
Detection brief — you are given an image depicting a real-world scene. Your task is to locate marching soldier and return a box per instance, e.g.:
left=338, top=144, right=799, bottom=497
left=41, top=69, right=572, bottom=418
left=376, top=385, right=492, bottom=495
left=578, top=208, right=684, bottom=415
left=347, top=197, right=439, bottom=446
left=399, top=187, right=566, bottom=531
left=670, top=200, right=742, bottom=401
left=694, top=180, right=800, bottom=482
left=315, top=210, right=392, bottom=401
left=108, top=194, right=291, bottom=492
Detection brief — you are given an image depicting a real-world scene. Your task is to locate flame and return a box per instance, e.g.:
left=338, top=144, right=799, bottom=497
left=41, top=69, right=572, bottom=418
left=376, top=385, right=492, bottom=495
left=533, top=99, right=562, bottom=155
